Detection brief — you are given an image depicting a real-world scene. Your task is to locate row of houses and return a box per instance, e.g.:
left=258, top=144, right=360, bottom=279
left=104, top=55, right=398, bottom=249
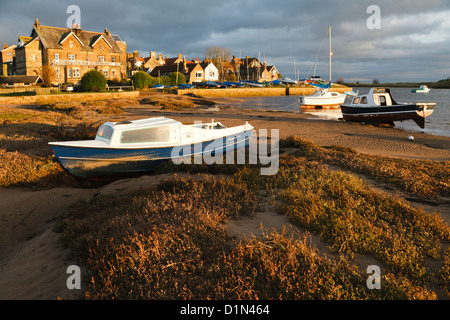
left=1, top=18, right=280, bottom=87
left=128, top=51, right=280, bottom=84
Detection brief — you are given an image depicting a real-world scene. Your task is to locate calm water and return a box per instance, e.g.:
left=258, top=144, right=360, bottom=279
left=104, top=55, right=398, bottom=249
left=221, top=88, right=450, bottom=138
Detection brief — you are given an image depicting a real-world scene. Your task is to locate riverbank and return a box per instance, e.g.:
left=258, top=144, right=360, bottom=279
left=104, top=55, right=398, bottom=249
left=0, top=91, right=448, bottom=300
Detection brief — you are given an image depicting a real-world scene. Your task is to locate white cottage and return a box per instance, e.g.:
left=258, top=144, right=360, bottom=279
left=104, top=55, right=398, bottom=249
left=201, top=62, right=219, bottom=82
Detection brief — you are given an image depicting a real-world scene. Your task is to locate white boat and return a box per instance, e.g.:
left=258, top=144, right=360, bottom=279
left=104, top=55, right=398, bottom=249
left=299, top=27, right=347, bottom=109
left=299, top=89, right=347, bottom=109
left=49, top=117, right=253, bottom=178
left=411, top=85, right=430, bottom=93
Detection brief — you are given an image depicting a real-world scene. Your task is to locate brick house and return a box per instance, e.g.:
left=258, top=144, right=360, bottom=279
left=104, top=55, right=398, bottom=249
left=14, top=19, right=127, bottom=85
left=1, top=44, right=16, bottom=76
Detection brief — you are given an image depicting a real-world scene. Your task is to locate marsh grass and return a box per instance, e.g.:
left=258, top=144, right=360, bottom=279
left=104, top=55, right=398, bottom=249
left=280, top=136, right=450, bottom=198
left=57, top=175, right=442, bottom=299
left=140, top=96, right=195, bottom=110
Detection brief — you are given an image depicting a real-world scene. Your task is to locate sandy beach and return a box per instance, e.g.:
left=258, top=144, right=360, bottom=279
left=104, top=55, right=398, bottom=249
left=0, top=93, right=449, bottom=299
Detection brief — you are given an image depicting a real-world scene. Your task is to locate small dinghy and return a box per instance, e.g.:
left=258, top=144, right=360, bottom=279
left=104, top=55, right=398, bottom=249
left=340, top=88, right=435, bottom=129
left=49, top=117, right=253, bottom=178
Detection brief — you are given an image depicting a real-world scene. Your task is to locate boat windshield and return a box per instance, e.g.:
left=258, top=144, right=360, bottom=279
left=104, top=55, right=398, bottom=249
left=97, top=125, right=113, bottom=139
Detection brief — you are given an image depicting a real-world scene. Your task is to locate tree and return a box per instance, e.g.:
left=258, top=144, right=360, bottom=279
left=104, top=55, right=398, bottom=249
left=169, top=72, right=186, bottom=86
left=132, top=71, right=151, bottom=89
left=39, top=65, right=56, bottom=87
left=80, top=69, right=107, bottom=91
left=372, top=79, right=380, bottom=85
left=204, top=46, right=232, bottom=81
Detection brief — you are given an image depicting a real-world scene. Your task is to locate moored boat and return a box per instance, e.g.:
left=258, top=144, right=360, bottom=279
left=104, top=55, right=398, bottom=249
left=49, top=117, right=253, bottom=178
left=340, top=88, right=435, bottom=129
left=411, top=85, right=430, bottom=93
left=299, top=27, right=347, bottom=109
left=299, top=88, right=347, bottom=109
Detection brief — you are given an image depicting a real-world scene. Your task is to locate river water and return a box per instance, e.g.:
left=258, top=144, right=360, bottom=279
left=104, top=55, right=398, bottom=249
left=221, top=87, right=450, bottom=138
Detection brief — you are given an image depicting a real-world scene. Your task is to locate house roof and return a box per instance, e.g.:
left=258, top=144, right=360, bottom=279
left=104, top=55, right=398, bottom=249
left=1, top=44, right=17, bottom=52
left=31, top=24, right=124, bottom=54
left=0, top=75, right=42, bottom=84
left=149, top=63, right=186, bottom=76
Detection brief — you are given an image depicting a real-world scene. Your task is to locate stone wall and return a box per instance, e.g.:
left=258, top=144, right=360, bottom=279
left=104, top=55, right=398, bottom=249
left=176, top=86, right=351, bottom=97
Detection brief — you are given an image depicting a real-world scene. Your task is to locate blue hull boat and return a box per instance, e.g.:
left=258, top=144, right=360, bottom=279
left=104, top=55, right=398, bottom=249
left=49, top=117, right=253, bottom=178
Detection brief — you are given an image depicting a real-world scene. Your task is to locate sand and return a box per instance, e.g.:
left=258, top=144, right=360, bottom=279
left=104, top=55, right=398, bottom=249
left=0, top=97, right=449, bottom=299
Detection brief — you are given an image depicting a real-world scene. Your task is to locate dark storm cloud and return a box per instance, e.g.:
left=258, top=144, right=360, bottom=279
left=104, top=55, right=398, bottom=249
left=1, top=0, right=449, bottom=81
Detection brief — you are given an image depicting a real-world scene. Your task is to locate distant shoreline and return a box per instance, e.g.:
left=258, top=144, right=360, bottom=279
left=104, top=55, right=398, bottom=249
left=344, top=78, right=450, bottom=89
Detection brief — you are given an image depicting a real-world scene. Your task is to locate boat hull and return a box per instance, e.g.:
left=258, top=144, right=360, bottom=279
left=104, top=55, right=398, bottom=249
left=299, top=94, right=346, bottom=109
left=50, top=130, right=253, bottom=178
left=340, top=103, right=435, bottom=128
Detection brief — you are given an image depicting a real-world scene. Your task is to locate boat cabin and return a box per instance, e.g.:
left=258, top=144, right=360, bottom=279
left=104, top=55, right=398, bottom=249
left=350, top=88, right=398, bottom=107
left=94, top=117, right=232, bottom=147
left=95, top=117, right=182, bottom=146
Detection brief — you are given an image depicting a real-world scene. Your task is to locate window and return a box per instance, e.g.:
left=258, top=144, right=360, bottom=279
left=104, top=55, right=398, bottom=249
left=209, top=71, right=215, bottom=77
left=100, top=44, right=103, bottom=51
left=120, top=126, right=170, bottom=144
left=379, top=95, right=387, bottom=106
left=73, top=68, right=80, bottom=78
left=7, top=52, right=12, bottom=56
left=56, top=68, right=60, bottom=79
left=68, top=69, right=72, bottom=78
left=69, top=41, right=73, bottom=48
left=105, top=70, right=109, bottom=78
left=55, top=53, right=59, bottom=61
left=97, top=125, right=113, bottom=139
left=99, top=56, right=104, bottom=62
left=32, top=54, right=36, bottom=61
left=111, top=57, right=115, bottom=63
left=361, top=97, right=367, bottom=104
left=112, top=70, right=115, bottom=78
left=195, top=71, right=203, bottom=78
left=68, top=54, right=75, bottom=60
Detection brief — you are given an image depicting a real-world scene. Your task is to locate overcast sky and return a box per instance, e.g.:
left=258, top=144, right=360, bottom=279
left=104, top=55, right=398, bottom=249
left=1, top=0, right=449, bottom=82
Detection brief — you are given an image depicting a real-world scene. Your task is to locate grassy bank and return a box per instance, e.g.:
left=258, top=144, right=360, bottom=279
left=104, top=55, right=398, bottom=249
left=56, top=151, right=450, bottom=299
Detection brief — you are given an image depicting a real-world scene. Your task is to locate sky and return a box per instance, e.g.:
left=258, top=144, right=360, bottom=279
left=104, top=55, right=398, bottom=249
left=1, top=0, right=450, bottom=83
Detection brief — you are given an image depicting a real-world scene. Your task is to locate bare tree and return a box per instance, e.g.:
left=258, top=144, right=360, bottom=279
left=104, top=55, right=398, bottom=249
left=204, top=46, right=232, bottom=81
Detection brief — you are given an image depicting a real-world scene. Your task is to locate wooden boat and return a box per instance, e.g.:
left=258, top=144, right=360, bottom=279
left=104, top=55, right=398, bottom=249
left=49, top=117, right=253, bottom=178
left=340, top=88, right=435, bottom=129
left=411, top=85, right=430, bottom=93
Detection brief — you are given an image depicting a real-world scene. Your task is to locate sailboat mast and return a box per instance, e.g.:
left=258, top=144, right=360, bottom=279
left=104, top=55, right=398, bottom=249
left=329, top=26, right=331, bottom=84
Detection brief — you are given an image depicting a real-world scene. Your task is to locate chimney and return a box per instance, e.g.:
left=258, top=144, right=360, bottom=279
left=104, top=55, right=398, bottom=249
left=72, top=23, right=82, bottom=36
left=150, top=51, right=156, bottom=59
left=158, top=54, right=162, bottom=60
left=133, top=50, right=139, bottom=59
left=34, top=18, right=40, bottom=28
left=104, top=28, right=110, bottom=36
left=177, top=53, right=182, bottom=61
left=3, top=44, right=9, bottom=50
